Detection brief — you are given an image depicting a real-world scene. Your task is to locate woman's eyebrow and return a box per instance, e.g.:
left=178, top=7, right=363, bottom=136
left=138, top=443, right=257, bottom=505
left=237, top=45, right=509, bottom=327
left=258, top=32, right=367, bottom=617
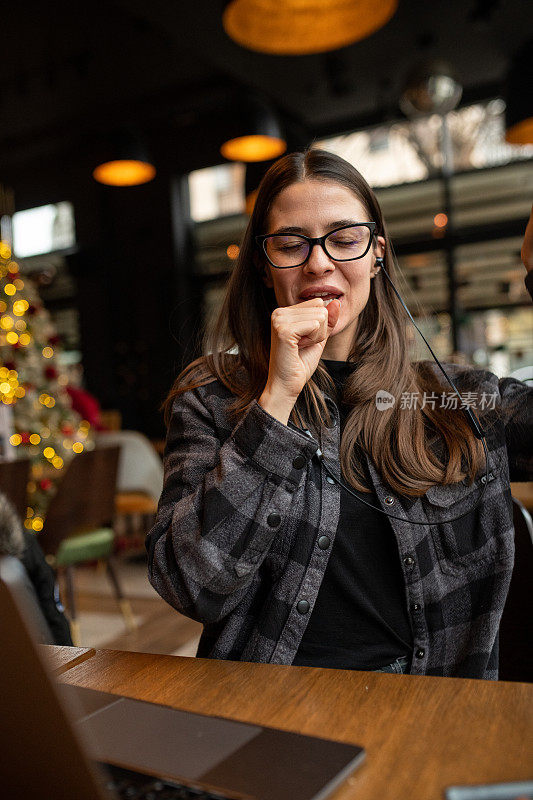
left=269, top=219, right=361, bottom=235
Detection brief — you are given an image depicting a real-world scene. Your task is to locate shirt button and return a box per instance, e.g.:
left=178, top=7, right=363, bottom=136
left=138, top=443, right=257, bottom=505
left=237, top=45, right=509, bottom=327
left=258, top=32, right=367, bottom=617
left=384, top=495, right=395, bottom=506
left=297, top=600, right=310, bottom=614
left=267, top=513, right=281, bottom=527
left=403, top=555, right=415, bottom=566
left=412, top=603, right=421, bottom=612
left=318, top=535, right=331, bottom=550
left=415, top=648, right=425, bottom=659
left=326, top=475, right=335, bottom=485
left=292, top=455, right=306, bottom=470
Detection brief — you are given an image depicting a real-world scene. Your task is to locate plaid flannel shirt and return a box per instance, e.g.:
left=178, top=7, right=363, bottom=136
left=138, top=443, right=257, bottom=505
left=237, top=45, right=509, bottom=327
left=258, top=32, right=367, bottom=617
left=147, top=358, right=532, bottom=679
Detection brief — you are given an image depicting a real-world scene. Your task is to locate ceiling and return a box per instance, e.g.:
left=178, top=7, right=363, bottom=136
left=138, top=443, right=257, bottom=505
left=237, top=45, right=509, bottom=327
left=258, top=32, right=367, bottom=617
left=1, top=0, right=532, bottom=180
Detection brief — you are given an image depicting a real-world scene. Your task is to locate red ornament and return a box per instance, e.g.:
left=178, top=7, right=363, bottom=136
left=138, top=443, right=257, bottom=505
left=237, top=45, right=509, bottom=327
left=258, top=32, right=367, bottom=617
left=61, top=424, right=74, bottom=435
left=20, top=432, right=31, bottom=444
left=45, top=366, right=58, bottom=380
left=39, top=479, right=52, bottom=491
left=48, top=334, right=60, bottom=345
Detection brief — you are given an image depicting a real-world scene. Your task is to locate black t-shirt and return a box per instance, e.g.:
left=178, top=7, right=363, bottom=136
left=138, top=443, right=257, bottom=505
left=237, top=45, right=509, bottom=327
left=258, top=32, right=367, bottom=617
left=292, top=359, right=413, bottom=671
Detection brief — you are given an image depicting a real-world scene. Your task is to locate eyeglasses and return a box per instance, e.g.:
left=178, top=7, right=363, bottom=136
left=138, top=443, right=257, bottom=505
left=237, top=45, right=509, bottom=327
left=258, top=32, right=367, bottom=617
left=256, top=222, right=377, bottom=269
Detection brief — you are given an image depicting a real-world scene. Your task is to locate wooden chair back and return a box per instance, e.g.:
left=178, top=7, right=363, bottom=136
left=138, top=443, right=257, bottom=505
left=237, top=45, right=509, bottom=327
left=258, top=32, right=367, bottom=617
left=38, top=446, right=120, bottom=558
left=0, top=458, right=31, bottom=521
left=499, top=497, right=533, bottom=682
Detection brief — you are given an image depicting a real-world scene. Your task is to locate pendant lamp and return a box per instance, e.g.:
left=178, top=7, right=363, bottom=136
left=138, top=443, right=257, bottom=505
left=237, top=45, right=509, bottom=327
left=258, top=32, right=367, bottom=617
left=400, top=60, right=462, bottom=118
left=223, top=0, right=398, bottom=55
left=505, top=41, right=533, bottom=145
left=220, top=98, right=287, bottom=162
left=93, top=130, right=156, bottom=186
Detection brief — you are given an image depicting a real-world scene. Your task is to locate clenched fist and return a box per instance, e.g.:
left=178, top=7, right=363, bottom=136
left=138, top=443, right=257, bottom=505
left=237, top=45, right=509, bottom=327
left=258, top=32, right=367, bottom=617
left=258, top=297, right=341, bottom=425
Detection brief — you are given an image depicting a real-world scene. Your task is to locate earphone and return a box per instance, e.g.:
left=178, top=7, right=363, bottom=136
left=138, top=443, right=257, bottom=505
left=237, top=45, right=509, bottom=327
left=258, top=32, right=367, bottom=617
left=294, top=255, right=491, bottom=525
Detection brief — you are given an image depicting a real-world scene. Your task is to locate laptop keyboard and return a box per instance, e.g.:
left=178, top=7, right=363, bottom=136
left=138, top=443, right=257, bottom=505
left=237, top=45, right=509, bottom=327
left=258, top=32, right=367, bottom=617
left=102, top=762, right=246, bottom=800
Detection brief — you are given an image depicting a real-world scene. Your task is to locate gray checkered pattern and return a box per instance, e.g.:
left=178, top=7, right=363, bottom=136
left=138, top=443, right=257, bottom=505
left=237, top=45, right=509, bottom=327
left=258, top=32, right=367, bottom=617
left=147, top=364, right=532, bottom=679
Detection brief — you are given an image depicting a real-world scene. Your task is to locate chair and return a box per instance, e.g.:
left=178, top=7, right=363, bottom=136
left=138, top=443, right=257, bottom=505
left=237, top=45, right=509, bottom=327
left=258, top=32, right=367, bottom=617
left=37, top=446, right=136, bottom=645
left=0, top=457, right=32, bottom=521
left=96, top=430, right=163, bottom=555
left=499, top=497, right=533, bottom=683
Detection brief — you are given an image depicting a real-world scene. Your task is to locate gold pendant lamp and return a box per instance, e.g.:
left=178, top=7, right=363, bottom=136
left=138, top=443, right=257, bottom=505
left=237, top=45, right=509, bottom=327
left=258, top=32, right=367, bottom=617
left=223, top=0, right=398, bottom=55
left=93, top=130, right=156, bottom=187
left=220, top=97, right=287, bottom=162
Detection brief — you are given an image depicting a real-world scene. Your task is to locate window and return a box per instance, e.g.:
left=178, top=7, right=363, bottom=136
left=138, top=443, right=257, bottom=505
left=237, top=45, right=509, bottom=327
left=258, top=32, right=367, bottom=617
left=316, top=100, right=533, bottom=189
left=12, top=202, right=75, bottom=258
left=188, top=163, right=245, bottom=222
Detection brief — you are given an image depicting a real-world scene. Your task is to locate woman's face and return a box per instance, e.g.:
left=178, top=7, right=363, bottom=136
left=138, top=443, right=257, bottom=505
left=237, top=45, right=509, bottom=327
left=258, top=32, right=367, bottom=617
left=262, top=178, right=385, bottom=360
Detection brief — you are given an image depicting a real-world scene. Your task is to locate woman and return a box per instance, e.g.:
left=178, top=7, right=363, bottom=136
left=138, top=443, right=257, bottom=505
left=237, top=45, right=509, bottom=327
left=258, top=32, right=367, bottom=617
left=147, top=150, right=533, bottom=679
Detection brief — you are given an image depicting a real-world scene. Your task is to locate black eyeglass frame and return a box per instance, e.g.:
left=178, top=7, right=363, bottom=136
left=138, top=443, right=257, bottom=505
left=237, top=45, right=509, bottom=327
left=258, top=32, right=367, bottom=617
left=255, top=222, right=377, bottom=269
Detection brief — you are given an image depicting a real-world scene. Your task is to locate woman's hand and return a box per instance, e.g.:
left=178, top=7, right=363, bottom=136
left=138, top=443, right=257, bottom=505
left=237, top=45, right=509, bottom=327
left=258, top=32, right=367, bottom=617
left=258, top=298, right=340, bottom=425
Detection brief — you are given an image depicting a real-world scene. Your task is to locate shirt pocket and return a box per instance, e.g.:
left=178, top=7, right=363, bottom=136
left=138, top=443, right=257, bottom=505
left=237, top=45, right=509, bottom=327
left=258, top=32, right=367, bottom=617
left=422, top=471, right=513, bottom=574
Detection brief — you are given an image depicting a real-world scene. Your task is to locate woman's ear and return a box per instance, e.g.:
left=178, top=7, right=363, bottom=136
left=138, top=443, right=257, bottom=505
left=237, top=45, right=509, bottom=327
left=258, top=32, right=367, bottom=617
left=370, top=235, right=385, bottom=277
left=375, top=235, right=385, bottom=259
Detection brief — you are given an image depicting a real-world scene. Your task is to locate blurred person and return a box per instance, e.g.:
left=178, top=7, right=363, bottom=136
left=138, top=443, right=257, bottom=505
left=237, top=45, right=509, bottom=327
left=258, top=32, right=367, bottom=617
left=0, top=492, right=73, bottom=645
left=147, top=151, right=532, bottom=679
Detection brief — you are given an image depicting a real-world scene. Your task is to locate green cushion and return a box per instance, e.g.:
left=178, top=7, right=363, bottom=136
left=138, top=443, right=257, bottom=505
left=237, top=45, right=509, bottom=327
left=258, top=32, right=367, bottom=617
left=55, top=528, right=115, bottom=567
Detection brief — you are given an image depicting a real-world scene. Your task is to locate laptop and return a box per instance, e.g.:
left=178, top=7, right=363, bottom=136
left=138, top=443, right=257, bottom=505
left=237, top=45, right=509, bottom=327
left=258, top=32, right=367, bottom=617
left=0, top=556, right=365, bottom=800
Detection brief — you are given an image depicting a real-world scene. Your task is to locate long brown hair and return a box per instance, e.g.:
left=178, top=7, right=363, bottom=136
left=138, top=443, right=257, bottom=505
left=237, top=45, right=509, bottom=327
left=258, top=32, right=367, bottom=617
left=164, top=149, right=484, bottom=496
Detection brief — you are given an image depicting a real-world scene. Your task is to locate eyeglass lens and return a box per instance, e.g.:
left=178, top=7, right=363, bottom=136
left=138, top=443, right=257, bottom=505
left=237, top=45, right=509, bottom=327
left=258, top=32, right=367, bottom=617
left=264, top=225, right=372, bottom=268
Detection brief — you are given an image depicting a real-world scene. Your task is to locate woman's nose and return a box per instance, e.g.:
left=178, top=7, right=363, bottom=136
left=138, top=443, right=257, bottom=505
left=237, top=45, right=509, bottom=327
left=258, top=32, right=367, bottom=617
left=303, top=242, right=334, bottom=275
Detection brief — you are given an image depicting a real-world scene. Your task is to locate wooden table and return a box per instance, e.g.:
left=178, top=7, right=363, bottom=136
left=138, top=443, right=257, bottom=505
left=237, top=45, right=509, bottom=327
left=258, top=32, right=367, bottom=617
left=42, top=645, right=95, bottom=675
left=45, top=646, right=533, bottom=800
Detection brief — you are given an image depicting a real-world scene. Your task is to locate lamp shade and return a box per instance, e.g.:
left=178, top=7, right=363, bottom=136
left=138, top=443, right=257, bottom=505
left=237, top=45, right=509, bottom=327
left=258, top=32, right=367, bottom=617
left=220, top=99, right=287, bottom=162
left=223, top=0, right=398, bottom=55
left=92, top=130, right=156, bottom=186
left=505, top=41, right=533, bottom=145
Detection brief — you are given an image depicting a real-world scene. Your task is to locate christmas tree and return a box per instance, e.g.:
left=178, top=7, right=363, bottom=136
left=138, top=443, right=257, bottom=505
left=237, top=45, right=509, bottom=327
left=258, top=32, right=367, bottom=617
left=0, top=239, right=93, bottom=528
